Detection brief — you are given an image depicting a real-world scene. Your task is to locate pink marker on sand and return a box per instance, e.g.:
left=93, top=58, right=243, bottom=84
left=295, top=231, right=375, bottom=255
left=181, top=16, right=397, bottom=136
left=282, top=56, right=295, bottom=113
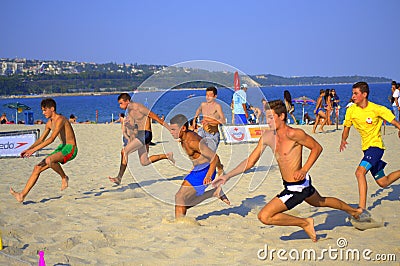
left=38, top=250, right=46, bottom=266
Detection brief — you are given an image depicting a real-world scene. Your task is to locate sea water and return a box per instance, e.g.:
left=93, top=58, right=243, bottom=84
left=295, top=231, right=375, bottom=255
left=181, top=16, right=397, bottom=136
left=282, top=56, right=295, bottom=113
left=0, top=83, right=393, bottom=124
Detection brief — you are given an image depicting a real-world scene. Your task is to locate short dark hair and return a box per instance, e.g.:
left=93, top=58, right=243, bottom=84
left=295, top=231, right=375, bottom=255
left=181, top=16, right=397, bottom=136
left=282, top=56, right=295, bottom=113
left=170, top=114, right=189, bottom=129
left=352, top=81, right=369, bottom=98
left=41, top=98, right=57, bottom=111
left=206, top=86, right=217, bottom=96
left=118, top=93, right=131, bottom=101
left=392, top=81, right=397, bottom=86
left=265, top=99, right=287, bottom=120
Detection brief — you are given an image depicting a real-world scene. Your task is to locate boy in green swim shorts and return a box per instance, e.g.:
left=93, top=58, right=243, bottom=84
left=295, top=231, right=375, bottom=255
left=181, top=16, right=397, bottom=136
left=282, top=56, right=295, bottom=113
left=10, top=98, right=78, bottom=203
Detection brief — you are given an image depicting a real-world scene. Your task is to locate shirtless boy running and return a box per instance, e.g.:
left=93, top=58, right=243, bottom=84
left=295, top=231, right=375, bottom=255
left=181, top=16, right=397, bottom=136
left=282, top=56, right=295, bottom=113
left=192, top=86, right=225, bottom=174
left=109, top=93, right=174, bottom=185
left=213, top=100, right=362, bottom=242
left=10, top=98, right=78, bottom=202
left=169, top=114, right=229, bottom=218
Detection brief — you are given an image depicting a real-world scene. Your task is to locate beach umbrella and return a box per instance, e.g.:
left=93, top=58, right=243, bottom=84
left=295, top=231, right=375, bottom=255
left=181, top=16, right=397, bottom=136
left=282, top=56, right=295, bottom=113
left=292, top=96, right=316, bottom=124
left=3, top=102, right=31, bottom=123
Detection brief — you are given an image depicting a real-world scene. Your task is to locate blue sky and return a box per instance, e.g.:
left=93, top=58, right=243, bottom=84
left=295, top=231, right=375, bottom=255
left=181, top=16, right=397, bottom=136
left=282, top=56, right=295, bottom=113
left=2, top=0, right=400, bottom=80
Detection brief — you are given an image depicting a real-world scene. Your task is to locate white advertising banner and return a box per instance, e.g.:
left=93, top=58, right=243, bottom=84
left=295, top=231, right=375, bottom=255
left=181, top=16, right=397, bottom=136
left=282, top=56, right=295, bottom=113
left=220, top=125, right=270, bottom=144
left=0, top=130, right=39, bottom=157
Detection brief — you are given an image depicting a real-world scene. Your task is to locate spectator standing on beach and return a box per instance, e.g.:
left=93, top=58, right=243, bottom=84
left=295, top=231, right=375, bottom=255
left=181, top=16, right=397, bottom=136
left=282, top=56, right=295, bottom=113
left=330, top=88, right=340, bottom=125
left=312, top=89, right=328, bottom=133
left=283, top=90, right=297, bottom=124
left=259, top=98, right=268, bottom=124
left=231, top=84, right=248, bottom=125
left=340, top=81, right=400, bottom=214
left=213, top=100, right=362, bottom=242
left=108, top=93, right=174, bottom=185
left=324, top=89, right=333, bottom=125
left=1, top=113, right=8, bottom=124
left=169, top=114, right=229, bottom=218
left=10, top=98, right=78, bottom=202
left=391, top=81, right=399, bottom=120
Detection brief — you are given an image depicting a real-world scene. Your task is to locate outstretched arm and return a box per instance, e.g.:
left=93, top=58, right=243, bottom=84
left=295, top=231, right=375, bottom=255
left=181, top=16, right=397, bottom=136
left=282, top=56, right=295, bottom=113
left=340, top=126, right=351, bottom=152
left=22, top=118, right=65, bottom=157
left=212, top=131, right=269, bottom=187
left=21, top=124, right=51, bottom=157
left=141, top=105, right=170, bottom=131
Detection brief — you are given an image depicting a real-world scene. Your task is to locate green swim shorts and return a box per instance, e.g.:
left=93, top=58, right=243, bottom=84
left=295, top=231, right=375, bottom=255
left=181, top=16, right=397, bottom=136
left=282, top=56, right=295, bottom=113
left=48, top=144, right=78, bottom=164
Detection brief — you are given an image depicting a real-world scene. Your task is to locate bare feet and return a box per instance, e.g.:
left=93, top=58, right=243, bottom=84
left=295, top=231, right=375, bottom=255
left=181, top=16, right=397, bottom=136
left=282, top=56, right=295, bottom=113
left=302, top=218, right=317, bottom=242
left=214, top=186, right=230, bottom=205
left=61, top=176, right=69, bottom=191
left=166, top=152, right=175, bottom=164
left=108, top=176, right=122, bottom=185
left=10, top=187, right=24, bottom=203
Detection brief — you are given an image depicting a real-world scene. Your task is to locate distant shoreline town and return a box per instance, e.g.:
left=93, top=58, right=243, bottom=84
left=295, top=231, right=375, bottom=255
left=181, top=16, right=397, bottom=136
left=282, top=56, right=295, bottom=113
left=0, top=58, right=392, bottom=97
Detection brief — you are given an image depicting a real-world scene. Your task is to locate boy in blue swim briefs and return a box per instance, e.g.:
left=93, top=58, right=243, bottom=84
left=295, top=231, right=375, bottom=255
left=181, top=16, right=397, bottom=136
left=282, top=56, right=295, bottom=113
left=213, top=100, right=362, bottom=242
left=340, top=82, right=400, bottom=213
left=169, top=114, right=230, bottom=218
left=10, top=98, right=78, bottom=203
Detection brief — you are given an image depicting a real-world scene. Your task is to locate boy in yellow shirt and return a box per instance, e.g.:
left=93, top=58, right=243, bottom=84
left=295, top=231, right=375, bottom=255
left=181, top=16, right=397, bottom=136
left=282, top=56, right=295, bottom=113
left=340, top=82, right=400, bottom=219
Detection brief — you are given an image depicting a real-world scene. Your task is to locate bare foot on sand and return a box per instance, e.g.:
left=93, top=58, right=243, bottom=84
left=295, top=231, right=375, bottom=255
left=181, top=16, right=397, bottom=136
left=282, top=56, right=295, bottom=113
left=214, top=186, right=230, bottom=205
left=303, top=218, right=317, bottom=242
left=10, top=187, right=24, bottom=203
left=108, top=176, right=122, bottom=185
left=61, top=176, right=69, bottom=191
left=166, top=152, right=175, bottom=164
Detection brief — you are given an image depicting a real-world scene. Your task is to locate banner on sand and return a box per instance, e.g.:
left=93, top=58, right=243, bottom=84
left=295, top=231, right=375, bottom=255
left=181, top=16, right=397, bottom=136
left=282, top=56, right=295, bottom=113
left=220, top=125, right=269, bottom=144
left=0, top=129, right=40, bottom=158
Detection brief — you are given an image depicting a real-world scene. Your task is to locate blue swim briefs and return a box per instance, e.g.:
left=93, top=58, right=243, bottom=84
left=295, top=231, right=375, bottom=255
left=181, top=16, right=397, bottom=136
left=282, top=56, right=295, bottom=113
left=184, top=163, right=216, bottom=196
left=359, top=147, right=387, bottom=180
left=234, top=114, right=248, bottom=125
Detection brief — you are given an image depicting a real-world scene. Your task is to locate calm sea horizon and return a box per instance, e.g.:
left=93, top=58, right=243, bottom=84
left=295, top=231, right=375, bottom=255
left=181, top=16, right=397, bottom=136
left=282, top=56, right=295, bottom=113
left=0, top=83, right=394, bottom=124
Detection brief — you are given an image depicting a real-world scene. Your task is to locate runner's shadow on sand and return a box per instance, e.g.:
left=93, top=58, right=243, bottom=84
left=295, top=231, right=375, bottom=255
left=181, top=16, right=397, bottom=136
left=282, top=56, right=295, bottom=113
left=280, top=208, right=354, bottom=241
left=196, top=195, right=266, bottom=221
left=76, top=175, right=184, bottom=199
left=368, top=184, right=400, bottom=212
left=23, top=195, right=63, bottom=205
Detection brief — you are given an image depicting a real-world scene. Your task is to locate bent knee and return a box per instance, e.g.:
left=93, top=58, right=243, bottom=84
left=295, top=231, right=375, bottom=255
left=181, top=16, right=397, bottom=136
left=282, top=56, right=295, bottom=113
left=257, top=211, right=273, bottom=225
left=355, top=169, right=366, bottom=179
left=376, top=178, right=388, bottom=188
left=175, top=192, right=186, bottom=205
left=140, top=159, right=151, bottom=166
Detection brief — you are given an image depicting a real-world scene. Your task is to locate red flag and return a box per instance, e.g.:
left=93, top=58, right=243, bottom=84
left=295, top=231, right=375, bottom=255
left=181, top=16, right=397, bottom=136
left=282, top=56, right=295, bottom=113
left=234, top=71, right=240, bottom=91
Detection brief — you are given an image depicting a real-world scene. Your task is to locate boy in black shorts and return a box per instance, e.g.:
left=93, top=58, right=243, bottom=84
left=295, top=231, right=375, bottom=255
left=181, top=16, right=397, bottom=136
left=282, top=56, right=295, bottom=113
left=213, top=100, right=362, bottom=242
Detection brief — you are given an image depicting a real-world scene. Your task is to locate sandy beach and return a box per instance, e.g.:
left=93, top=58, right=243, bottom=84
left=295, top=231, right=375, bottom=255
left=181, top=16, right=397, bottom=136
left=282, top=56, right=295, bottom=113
left=0, top=123, right=399, bottom=265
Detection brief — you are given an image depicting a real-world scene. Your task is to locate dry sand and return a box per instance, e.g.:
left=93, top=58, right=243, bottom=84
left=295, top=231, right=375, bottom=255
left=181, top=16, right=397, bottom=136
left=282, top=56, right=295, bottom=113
left=0, top=123, right=399, bottom=265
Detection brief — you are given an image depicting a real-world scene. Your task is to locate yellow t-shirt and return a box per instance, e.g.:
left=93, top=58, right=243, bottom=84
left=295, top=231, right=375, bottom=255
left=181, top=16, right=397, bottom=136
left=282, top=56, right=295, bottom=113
left=343, top=101, right=395, bottom=151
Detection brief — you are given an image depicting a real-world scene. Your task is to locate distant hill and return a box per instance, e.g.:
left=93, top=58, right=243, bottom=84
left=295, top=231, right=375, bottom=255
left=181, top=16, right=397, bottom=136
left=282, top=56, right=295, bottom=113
left=0, top=58, right=392, bottom=96
left=250, top=74, right=391, bottom=86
